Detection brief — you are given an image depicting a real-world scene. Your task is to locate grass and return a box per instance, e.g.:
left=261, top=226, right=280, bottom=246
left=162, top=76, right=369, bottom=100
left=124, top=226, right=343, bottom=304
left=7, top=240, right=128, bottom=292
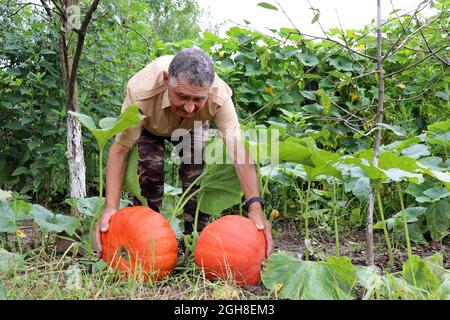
left=0, top=246, right=271, bottom=300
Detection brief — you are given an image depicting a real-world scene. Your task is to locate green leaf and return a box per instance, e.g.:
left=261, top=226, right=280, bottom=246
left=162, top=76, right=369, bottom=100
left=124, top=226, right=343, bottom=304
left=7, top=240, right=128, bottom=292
left=123, top=147, right=148, bottom=206
left=382, top=168, right=424, bottom=184
left=164, top=183, right=182, bottom=196
left=0, top=249, right=24, bottom=274
left=316, top=89, right=332, bottom=114
left=439, top=274, right=450, bottom=300
left=30, top=204, right=81, bottom=235
left=70, top=105, right=145, bottom=150
left=379, top=123, right=406, bottom=136
left=261, top=251, right=357, bottom=300
left=68, top=112, right=96, bottom=131
left=279, top=140, right=314, bottom=167
left=12, top=167, right=29, bottom=176
left=402, top=255, right=441, bottom=293
left=423, top=186, right=450, bottom=201
left=257, top=2, right=278, bottom=10
left=435, top=91, right=449, bottom=101
left=300, top=90, right=316, bottom=100
left=428, top=119, right=450, bottom=132
left=329, top=56, right=353, bottom=71
left=299, top=53, right=319, bottom=67
left=310, top=8, right=321, bottom=24
left=340, top=157, right=387, bottom=182
left=0, top=200, right=28, bottom=233
left=355, top=266, right=385, bottom=300
left=374, top=207, right=426, bottom=230
left=408, top=223, right=428, bottom=244
left=197, top=163, right=242, bottom=215
left=0, top=282, right=6, bottom=299
left=401, top=144, right=430, bottom=159
left=424, top=199, right=450, bottom=241
left=65, top=197, right=130, bottom=217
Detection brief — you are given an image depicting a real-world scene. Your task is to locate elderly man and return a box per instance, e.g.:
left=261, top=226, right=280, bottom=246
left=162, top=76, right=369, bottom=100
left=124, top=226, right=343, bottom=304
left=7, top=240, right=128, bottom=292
left=94, top=47, right=274, bottom=257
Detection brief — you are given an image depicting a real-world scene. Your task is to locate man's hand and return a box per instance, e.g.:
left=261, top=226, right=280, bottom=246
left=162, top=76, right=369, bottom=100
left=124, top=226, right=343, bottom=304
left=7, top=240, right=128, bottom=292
left=94, top=207, right=117, bottom=256
left=247, top=202, right=274, bottom=258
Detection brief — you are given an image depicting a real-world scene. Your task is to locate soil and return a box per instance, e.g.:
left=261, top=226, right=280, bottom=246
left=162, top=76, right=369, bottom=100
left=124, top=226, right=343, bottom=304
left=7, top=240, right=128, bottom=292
left=272, top=218, right=450, bottom=272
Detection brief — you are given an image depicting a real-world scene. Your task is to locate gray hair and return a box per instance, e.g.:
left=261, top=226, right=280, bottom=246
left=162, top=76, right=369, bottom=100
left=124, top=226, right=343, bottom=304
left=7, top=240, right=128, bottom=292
left=168, top=47, right=215, bottom=87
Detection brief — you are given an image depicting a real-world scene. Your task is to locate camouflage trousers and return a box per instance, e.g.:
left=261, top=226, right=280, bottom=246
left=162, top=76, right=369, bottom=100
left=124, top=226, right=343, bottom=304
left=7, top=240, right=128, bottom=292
left=133, top=122, right=210, bottom=235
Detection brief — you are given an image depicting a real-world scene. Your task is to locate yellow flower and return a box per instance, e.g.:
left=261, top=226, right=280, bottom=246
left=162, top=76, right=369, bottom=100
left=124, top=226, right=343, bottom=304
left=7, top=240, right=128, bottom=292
left=16, top=229, right=26, bottom=239
left=219, top=51, right=225, bottom=58
left=356, top=44, right=365, bottom=52
left=397, top=83, right=406, bottom=89
left=270, top=209, right=280, bottom=219
left=349, top=92, right=358, bottom=102
left=264, top=86, right=273, bottom=94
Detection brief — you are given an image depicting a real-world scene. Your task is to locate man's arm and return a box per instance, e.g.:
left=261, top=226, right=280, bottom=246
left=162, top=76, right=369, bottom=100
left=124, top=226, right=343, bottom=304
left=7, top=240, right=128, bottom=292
left=214, top=97, right=274, bottom=257
left=232, top=144, right=274, bottom=257
left=93, top=142, right=130, bottom=255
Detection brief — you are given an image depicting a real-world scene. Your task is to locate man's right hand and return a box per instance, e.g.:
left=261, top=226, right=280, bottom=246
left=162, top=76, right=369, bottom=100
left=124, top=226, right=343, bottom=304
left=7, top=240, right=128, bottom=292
left=94, top=207, right=117, bottom=256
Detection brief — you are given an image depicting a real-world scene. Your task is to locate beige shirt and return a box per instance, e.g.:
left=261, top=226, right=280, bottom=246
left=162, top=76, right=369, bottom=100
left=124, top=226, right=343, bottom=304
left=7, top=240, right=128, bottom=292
left=114, top=55, right=241, bottom=148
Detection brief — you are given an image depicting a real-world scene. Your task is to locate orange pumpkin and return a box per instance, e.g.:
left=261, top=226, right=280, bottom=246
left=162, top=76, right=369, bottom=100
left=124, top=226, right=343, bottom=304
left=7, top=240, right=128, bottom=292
left=194, top=215, right=267, bottom=286
left=101, top=206, right=177, bottom=282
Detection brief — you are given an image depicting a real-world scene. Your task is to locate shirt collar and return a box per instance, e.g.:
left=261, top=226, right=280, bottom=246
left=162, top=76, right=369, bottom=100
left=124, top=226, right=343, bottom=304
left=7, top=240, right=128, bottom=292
left=161, top=89, right=171, bottom=109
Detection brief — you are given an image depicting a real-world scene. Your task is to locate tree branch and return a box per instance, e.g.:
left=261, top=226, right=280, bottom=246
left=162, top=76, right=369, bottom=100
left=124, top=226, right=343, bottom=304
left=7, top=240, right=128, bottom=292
left=382, top=0, right=431, bottom=59
left=385, top=44, right=449, bottom=77
left=67, top=0, right=101, bottom=108
left=416, top=18, right=450, bottom=66
left=383, top=7, right=440, bottom=60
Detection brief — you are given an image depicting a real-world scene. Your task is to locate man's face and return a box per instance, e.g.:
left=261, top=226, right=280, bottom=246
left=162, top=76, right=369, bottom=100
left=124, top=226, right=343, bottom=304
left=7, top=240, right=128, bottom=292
left=164, top=71, right=210, bottom=119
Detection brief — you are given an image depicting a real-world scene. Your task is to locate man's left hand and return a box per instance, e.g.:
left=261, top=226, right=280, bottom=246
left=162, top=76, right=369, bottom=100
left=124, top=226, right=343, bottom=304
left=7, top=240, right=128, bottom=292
left=248, top=203, right=274, bottom=257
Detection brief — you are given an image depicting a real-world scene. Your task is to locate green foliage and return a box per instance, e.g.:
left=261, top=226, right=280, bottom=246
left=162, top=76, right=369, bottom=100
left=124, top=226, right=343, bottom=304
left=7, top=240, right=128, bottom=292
left=0, top=249, right=24, bottom=274
left=0, top=6, right=66, bottom=202
left=262, top=251, right=357, bottom=300
left=262, top=251, right=450, bottom=300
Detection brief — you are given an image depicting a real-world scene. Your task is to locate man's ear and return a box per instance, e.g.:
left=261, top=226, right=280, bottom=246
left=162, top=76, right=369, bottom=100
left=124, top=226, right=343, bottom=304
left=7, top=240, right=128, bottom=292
left=163, top=71, right=169, bottom=85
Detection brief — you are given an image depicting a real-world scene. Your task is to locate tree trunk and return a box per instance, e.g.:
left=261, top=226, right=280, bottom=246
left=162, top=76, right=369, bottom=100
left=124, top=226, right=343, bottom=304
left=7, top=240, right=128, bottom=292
left=366, top=0, right=384, bottom=267
left=57, top=1, right=86, bottom=253
left=66, top=86, right=86, bottom=200
left=63, top=0, right=87, bottom=202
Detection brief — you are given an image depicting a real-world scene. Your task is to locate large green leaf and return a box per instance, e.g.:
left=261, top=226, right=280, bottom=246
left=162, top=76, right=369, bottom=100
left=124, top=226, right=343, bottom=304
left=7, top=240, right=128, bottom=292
left=261, top=251, right=357, bottom=300
left=30, top=204, right=81, bottom=235
left=329, top=56, right=353, bottom=71
left=424, top=199, right=450, bottom=241
left=197, top=163, right=242, bottom=216
left=374, top=207, right=426, bottom=231
left=406, top=180, right=449, bottom=203
left=308, top=148, right=341, bottom=180
left=340, top=157, right=387, bottom=181
left=0, top=200, right=29, bottom=233
left=401, top=144, right=430, bottom=159
left=0, top=249, right=24, bottom=274
left=402, top=255, right=441, bottom=293
left=69, top=105, right=145, bottom=149
left=428, top=119, right=450, bottom=132
left=279, top=140, right=314, bottom=167
left=123, top=146, right=148, bottom=205
left=299, top=53, right=319, bottom=67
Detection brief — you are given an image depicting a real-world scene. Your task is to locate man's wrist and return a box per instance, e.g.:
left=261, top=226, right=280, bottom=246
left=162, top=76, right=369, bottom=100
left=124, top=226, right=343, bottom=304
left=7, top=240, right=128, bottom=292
left=243, top=196, right=265, bottom=212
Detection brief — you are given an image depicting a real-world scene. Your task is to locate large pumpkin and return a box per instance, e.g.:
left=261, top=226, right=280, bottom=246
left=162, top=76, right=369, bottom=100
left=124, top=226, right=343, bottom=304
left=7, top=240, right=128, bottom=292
left=101, top=206, right=177, bottom=282
left=194, top=215, right=267, bottom=286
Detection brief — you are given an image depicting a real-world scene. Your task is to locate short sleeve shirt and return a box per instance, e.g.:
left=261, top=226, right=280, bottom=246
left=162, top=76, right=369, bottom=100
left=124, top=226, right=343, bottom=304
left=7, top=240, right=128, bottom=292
left=114, top=55, right=241, bottom=148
